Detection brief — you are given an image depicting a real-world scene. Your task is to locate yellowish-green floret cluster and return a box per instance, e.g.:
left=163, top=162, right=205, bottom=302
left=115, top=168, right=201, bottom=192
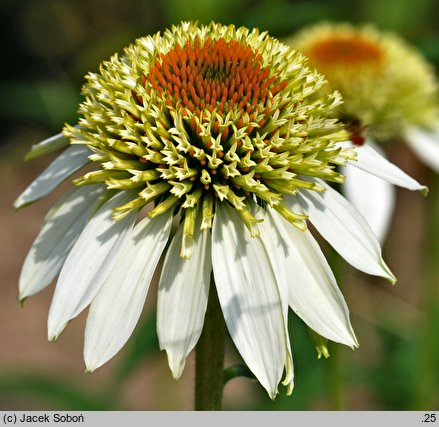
left=287, top=23, right=439, bottom=142
left=65, top=22, right=354, bottom=256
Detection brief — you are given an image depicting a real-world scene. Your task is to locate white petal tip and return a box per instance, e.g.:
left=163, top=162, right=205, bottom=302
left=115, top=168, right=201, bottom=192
left=171, top=371, right=183, bottom=381
left=349, top=337, right=360, bottom=350
left=268, top=391, right=276, bottom=400
left=420, top=186, right=429, bottom=197
left=48, top=322, right=68, bottom=342
left=13, top=198, right=26, bottom=210
left=168, top=356, right=186, bottom=380
left=84, top=355, right=106, bottom=373
left=18, top=295, right=27, bottom=306
left=378, top=257, right=397, bottom=284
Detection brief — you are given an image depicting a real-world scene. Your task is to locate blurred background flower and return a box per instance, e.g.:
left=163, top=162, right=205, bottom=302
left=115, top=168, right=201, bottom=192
left=2, top=0, right=439, bottom=410
left=287, top=22, right=438, bottom=242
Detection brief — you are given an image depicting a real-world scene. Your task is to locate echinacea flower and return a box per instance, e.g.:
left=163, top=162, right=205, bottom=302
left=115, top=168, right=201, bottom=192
left=287, top=23, right=436, bottom=241
left=15, top=22, right=421, bottom=398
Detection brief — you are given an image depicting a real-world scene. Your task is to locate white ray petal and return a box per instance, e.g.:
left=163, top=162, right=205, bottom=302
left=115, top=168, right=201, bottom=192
left=297, top=180, right=396, bottom=283
left=342, top=163, right=396, bottom=244
left=19, top=185, right=104, bottom=301
left=254, top=205, right=294, bottom=394
left=212, top=203, right=292, bottom=398
left=264, top=206, right=357, bottom=347
left=48, top=191, right=136, bottom=341
left=84, top=210, right=173, bottom=371
left=14, top=145, right=92, bottom=209
left=340, top=140, right=427, bottom=195
left=24, top=132, right=70, bottom=161
left=157, top=224, right=211, bottom=379
left=406, top=126, right=439, bottom=173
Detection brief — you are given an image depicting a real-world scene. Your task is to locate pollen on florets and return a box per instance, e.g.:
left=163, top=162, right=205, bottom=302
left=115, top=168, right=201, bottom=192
left=64, top=22, right=353, bottom=253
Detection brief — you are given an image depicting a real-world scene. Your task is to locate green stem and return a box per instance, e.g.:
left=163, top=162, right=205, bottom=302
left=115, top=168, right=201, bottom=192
left=195, top=281, right=226, bottom=410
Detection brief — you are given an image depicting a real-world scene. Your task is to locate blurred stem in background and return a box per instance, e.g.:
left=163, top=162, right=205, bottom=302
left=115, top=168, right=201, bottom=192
left=414, top=173, right=439, bottom=409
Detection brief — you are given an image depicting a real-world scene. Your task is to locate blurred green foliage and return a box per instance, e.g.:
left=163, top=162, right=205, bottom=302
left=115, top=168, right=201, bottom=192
left=2, top=0, right=439, bottom=411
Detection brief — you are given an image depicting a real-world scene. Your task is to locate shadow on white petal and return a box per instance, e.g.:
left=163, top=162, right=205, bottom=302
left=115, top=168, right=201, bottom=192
left=19, top=185, right=104, bottom=301
left=342, top=164, right=396, bottom=244
left=84, top=210, right=173, bottom=371
left=349, top=139, right=428, bottom=195
left=212, top=203, right=291, bottom=398
left=266, top=206, right=357, bottom=348
left=157, top=224, right=211, bottom=380
left=48, top=191, right=137, bottom=341
left=14, top=145, right=92, bottom=209
left=297, top=180, right=396, bottom=284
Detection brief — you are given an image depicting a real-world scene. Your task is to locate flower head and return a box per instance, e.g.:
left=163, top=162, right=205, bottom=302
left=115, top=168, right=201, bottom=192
left=15, top=22, right=407, bottom=399
left=288, top=22, right=439, bottom=142
left=286, top=23, right=434, bottom=242
left=65, top=21, right=352, bottom=246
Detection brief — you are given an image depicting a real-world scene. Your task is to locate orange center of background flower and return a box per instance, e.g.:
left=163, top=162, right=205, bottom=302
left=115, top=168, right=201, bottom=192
left=306, top=35, right=383, bottom=67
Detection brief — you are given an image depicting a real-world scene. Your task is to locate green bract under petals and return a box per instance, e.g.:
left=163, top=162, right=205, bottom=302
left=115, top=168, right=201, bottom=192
left=65, top=22, right=354, bottom=253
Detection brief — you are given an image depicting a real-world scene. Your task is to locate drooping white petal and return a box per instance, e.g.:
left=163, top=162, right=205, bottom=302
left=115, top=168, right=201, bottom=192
left=24, top=132, right=70, bottom=161
left=406, top=126, right=439, bottom=173
left=341, top=163, right=396, bottom=244
left=339, top=140, right=427, bottom=195
left=19, top=185, right=104, bottom=301
left=84, top=210, right=173, bottom=371
left=14, top=145, right=92, bottom=209
left=48, top=191, right=136, bottom=341
left=254, top=206, right=294, bottom=394
left=297, top=180, right=396, bottom=283
left=212, top=203, right=292, bottom=398
left=157, top=224, right=211, bottom=379
left=263, top=205, right=357, bottom=347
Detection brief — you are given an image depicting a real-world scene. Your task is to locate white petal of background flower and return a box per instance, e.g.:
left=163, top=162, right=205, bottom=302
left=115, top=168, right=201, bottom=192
left=297, top=180, right=396, bottom=283
left=266, top=205, right=357, bottom=347
left=48, top=191, right=136, bottom=341
left=19, top=185, right=104, bottom=301
left=406, top=126, right=439, bottom=173
left=14, top=145, right=92, bottom=209
left=157, top=223, right=211, bottom=380
left=341, top=140, right=428, bottom=195
left=212, top=203, right=292, bottom=398
left=24, top=131, right=70, bottom=161
left=84, top=209, right=174, bottom=372
left=342, top=163, right=396, bottom=244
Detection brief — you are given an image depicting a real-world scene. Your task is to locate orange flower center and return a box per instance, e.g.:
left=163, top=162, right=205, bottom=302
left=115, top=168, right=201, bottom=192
left=143, top=37, right=287, bottom=137
left=306, top=35, right=383, bottom=67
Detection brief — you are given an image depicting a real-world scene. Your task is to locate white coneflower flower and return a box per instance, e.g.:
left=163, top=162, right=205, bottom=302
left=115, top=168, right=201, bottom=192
left=14, top=22, right=420, bottom=398
left=287, top=23, right=435, bottom=241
